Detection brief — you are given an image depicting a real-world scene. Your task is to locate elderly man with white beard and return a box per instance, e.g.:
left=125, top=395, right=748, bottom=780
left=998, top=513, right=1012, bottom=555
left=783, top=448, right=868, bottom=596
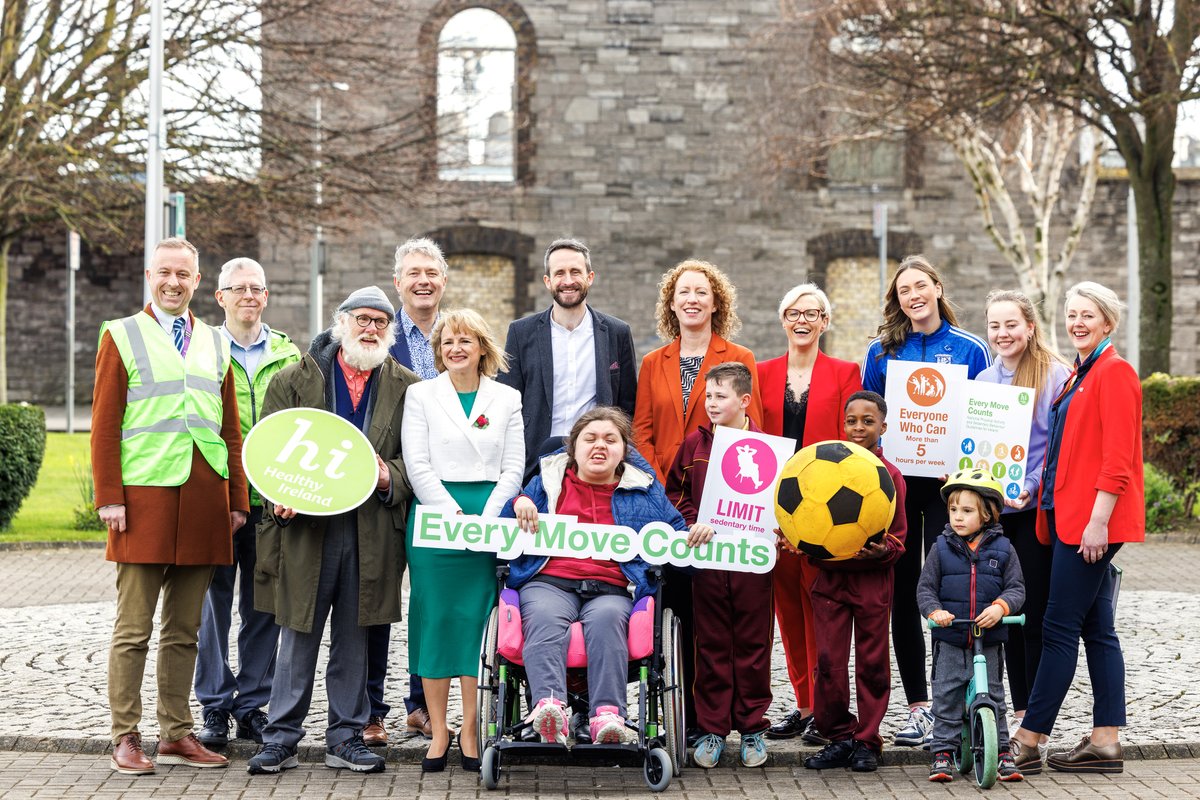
left=247, top=287, right=420, bottom=776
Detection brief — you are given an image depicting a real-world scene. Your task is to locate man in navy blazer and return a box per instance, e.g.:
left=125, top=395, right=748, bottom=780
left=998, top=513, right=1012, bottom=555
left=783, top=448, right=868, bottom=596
left=498, top=238, right=638, bottom=481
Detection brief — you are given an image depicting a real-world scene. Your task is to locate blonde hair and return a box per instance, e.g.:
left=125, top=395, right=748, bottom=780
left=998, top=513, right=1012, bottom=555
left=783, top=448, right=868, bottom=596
left=1065, top=281, right=1124, bottom=332
left=777, top=282, right=832, bottom=320
left=432, top=309, right=508, bottom=377
left=985, top=290, right=1068, bottom=401
left=874, top=255, right=959, bottom=358
left=654, top=259, right=741, bottom=341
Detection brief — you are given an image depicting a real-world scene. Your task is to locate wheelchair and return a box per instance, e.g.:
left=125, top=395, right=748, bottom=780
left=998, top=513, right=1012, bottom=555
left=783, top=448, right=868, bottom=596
left=476, top=564, right=685, bottom=792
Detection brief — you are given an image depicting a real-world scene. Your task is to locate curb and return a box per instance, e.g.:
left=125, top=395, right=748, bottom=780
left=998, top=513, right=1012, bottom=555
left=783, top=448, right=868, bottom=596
left=3, top=734, right=1199, bottom=767
left=0, top=541, right=105, bottom=551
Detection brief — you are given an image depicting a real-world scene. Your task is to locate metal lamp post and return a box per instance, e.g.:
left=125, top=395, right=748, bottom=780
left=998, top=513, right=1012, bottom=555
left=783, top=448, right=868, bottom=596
left=309, top=82, right=350, bottom=340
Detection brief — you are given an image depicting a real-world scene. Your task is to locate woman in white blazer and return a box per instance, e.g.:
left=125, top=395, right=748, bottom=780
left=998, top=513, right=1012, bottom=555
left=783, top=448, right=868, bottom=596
left=401, top=309, right=525, bottom=772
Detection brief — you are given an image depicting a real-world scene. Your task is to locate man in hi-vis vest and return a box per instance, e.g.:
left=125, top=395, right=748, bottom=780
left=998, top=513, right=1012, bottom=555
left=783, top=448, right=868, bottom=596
left=92, top=237, right=250, bottom=775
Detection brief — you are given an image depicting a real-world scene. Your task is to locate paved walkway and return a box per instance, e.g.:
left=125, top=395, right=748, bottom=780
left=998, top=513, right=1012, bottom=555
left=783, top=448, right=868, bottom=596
left=2, top=751, right=1199, bottom=799
left=0, top=541, right=1197, bottom=770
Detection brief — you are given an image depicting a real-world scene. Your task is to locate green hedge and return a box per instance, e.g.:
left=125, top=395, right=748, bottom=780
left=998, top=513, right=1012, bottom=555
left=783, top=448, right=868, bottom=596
left=0, top=403, right=47, bottom=531
left=1142, top=373, right=1200, bottom=514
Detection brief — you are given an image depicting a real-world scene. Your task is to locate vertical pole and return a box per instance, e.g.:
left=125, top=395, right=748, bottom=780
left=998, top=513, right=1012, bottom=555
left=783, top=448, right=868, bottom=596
left=873, top=203, right=888, bottom=307
left=143, top=0, right=164, bottom=306
left=67, top=232, right=80, bottom=434
left=1126, top=183, right=1139, bottom=372
left=310, top=92, right=323, bottom=340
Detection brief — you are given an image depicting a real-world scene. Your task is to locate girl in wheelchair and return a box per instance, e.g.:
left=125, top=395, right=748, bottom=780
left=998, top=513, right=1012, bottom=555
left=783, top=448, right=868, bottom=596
left=502, top=406, right=692, bottom=745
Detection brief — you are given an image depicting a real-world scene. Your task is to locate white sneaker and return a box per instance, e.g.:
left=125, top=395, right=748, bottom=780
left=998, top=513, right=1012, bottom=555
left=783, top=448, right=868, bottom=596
left=894, top=706, right=934, bottom=747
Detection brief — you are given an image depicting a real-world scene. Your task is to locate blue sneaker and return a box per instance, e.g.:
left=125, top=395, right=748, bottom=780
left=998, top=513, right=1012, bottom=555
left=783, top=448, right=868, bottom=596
left=692, top=733, right=725, bottom=769
left=325, top=734, right=385, bottom=773
left=740, top=732, right=768, bottom=767
left=247, top=743, right=298, bottom=775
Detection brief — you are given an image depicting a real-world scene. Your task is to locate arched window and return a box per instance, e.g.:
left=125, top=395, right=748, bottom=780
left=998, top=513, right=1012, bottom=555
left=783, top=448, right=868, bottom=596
left=437, top=9, right=517, bottom=182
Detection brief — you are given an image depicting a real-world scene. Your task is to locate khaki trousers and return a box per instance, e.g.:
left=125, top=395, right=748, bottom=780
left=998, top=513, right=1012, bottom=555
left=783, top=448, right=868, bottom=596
left=109, top=563, right=215, bottom=743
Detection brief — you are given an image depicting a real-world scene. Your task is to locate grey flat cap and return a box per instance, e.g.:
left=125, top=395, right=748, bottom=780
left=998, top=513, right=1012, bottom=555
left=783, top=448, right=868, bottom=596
left=337, top=286, right=395, bottom=319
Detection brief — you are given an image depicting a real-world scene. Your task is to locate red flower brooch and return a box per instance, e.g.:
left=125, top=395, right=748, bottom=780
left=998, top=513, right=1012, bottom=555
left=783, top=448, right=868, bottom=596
left=473, top=414, right=490, bottom=429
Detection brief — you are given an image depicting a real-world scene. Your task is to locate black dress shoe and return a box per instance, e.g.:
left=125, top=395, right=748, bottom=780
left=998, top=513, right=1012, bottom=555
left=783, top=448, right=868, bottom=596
left=849, top=740, right=879, bottom=772
left=236, top=709, right=268, bottom=743
left=570, top=712, right=592, bottom=745
left=685, top=727, right=703, bottom=748
left=197, top=709, right=231, bottom=747
left=457, top=733, right=481, bottom=772
left=800, top=717, right=830, bottom=746
left=804, top=739, right=856, bottom=770
left=766, top=709, right=809, bottom=740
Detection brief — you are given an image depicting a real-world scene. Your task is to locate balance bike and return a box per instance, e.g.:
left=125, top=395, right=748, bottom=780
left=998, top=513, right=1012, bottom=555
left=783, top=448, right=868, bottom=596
left=926, top=614, right=1024, bottom=789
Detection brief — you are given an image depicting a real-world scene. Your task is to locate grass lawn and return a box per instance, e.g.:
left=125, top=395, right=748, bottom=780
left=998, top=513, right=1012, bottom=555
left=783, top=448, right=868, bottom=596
left=3, top=433, right=105, bottom=542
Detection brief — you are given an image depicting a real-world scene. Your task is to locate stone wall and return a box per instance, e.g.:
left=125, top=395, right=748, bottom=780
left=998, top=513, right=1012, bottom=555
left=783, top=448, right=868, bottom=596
left=7, top=0, right=1200, bottom=403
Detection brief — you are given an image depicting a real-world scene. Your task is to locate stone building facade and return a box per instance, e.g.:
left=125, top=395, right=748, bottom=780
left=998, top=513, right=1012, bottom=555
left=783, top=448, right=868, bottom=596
left=6, top=0, right=1200, bottom=403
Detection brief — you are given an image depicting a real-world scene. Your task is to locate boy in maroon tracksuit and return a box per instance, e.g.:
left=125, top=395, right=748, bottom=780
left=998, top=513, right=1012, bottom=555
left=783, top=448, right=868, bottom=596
left=801, top=390, right=907, bottom=772
left=666, top=362, right=774, bottom=768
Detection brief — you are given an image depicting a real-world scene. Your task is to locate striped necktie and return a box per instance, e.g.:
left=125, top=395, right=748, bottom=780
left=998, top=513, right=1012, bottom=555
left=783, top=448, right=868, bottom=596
left=173, top=317, right=185, bottom=354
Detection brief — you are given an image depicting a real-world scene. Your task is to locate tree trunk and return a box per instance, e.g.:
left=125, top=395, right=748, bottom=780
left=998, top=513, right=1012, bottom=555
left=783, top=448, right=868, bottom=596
left=1128, top=160, right=1176, bottom=377
left=0, top=240, right=8, bottom=405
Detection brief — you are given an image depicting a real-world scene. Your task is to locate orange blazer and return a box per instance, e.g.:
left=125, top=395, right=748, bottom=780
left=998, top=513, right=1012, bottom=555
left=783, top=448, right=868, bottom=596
left=633, top=334, right=764, bottom=482
left=757, top=350, right=863, bottom=445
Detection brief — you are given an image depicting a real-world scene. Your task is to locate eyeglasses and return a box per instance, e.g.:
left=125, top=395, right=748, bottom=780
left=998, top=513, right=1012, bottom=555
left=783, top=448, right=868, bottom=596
left=783, top=308, right=826, bottom=323
left=219, top=285, right=266, bottom=296
left=354, top=314, right=391, bottom=330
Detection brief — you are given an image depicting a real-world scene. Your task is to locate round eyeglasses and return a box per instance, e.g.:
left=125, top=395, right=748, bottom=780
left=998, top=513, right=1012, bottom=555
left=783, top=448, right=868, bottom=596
left=783, top=308, right=825, bottom=323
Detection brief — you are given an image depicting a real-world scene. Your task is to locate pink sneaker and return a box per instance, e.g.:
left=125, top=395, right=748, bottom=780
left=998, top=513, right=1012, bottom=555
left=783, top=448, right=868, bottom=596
left=589, top=706, right=627, bottom=744
left=527, top=697, right=568, bottom=745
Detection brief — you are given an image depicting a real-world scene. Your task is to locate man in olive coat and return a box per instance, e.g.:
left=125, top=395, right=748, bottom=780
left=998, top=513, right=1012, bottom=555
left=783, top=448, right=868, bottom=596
left=247, top=287, right=419, bottom=775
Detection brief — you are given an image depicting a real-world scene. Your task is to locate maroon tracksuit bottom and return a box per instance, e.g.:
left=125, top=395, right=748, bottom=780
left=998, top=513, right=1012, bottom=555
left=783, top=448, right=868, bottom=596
left=811, top=567, right=894, bottom=753
left=692, top=568, right=774, bottom=737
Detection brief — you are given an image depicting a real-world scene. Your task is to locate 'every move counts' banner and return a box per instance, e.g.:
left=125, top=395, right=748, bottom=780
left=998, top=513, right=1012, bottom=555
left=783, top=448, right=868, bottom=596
left=412, top=505, right=775, bottom=574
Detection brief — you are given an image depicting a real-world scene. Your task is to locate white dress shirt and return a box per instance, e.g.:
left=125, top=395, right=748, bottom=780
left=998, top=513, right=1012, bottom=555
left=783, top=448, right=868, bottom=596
left=549, top=309, right=598, bottom=437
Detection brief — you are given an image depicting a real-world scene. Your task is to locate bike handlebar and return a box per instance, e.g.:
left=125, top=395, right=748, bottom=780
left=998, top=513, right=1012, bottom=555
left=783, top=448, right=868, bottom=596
left=926, top=614, right=1025, bottom=629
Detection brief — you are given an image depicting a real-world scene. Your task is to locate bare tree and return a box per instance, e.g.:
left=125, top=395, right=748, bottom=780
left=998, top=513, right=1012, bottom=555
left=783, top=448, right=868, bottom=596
left=0, top=0, right=469, bottom=403
left=764, top=0, right=1200, bottom=375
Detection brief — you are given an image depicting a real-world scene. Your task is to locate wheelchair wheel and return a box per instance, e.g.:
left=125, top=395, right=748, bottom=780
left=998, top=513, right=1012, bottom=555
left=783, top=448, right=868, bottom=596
left=643, top=746, right=672, bottom=793
left=478, top=606, right=500, bottom=745
left=954, top=714, right=972, bottom=775
left=971, top=706, right=999, bottom=789
left=481, top=745, right=501, bottom=790
left=661, top=608, right=685, bottom=777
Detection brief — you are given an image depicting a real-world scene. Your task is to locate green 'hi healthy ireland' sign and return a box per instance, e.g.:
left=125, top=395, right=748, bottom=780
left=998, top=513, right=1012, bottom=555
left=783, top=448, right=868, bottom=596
left=243, top=408, right=378, bottom=516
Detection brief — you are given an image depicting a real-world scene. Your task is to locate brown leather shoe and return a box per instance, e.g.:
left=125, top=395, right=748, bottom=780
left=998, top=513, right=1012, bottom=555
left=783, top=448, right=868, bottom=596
left=406, top=708, right=433, bottom=739
left=1010, top=739, right=1043, bottom=776
left=156, top=732, right=230, bottom=768
left=364, top=714, right=389, bottom=747
left=110, top=732, right=155, bottom=775
left=1047, top=735, right=1123, bottom=774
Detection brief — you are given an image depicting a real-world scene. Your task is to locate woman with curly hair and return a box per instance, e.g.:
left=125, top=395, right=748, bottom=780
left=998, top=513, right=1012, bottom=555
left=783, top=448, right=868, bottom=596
left=632, top=259, right=762, bottom=743
left=633, top=259, right=763, bottom=481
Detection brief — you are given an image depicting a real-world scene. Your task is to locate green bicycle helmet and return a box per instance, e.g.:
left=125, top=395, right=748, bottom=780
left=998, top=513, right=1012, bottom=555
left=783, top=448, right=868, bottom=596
left=940, top=469, right=1005, bottom=516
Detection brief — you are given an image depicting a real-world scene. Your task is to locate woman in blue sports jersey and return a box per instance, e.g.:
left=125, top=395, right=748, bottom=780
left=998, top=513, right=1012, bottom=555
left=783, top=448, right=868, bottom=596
left=861, top=255, right=991, bottom=748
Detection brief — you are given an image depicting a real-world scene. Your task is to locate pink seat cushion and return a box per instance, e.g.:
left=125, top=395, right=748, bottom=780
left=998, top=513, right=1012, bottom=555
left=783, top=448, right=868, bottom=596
left=496, top=588, right=655, bottom=666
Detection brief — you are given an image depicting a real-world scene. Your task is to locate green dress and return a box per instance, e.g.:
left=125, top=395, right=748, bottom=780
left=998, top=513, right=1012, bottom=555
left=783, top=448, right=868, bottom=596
left=406, top=390, right=499, bottom=678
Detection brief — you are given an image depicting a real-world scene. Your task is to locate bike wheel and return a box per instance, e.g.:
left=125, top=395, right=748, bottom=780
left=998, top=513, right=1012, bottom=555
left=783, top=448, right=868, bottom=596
left=971, top=706, right=999, bottom=789
left=954, top=715, right=972, bottom=775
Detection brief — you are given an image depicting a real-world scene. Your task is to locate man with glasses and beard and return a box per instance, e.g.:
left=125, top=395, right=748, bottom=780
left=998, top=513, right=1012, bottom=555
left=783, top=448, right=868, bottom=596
left=247, top=287, right=419, bottom=776
left=499, top=238, right=638, bottom=483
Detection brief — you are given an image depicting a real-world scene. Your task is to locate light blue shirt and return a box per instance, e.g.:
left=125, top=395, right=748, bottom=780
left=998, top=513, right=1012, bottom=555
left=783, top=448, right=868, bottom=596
left=221, top=322, right=271, bottom=381
left=398, top=307, right=439, bottom=380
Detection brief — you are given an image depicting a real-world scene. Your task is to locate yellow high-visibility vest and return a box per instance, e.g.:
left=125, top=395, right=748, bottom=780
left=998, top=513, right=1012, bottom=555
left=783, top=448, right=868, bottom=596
left=102, top=312, right=232, bottom=486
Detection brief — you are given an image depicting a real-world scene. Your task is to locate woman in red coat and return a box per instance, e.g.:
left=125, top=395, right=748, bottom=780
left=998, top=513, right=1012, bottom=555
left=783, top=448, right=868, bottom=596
left=633, top=258, right=763, bottom=740
left=756, top=284, right=862, bottom=744
left=1010, top=281, right=1144, bottom=776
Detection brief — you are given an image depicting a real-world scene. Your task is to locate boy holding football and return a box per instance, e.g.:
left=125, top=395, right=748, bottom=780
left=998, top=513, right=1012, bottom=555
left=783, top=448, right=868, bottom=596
left=798, top=390, right=907, bottom=772
left=666, top=362, right=774, bottom=769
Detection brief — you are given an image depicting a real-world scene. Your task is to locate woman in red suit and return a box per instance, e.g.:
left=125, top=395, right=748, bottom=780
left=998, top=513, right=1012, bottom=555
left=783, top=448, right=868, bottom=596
left=1010, top=281, right=1144, bottom=776
left=633, top=258, right=763, bottom=741
left=756, top=284, right=862, bottom=744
